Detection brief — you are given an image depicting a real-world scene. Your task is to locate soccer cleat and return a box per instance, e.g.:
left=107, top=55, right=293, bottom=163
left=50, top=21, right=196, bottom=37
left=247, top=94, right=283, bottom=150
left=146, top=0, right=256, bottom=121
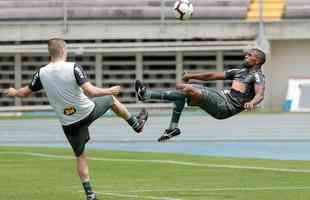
left=157, top=128, right=181, bottom=142
left=134, top=80, right=147, bottom=101
left=86, top=193, right=98, bottom=200
left=134, top=108, right=148, bottom=133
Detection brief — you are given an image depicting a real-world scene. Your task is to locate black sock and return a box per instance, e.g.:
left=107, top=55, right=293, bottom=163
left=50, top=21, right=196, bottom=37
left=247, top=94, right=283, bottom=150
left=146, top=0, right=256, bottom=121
left=127, top=115, right=140, bottom=131
left=147, top=90, right=186, bottom=128
left=82, top=181, right=94, bottom=196
left=169, top=92, right=185, bottom=129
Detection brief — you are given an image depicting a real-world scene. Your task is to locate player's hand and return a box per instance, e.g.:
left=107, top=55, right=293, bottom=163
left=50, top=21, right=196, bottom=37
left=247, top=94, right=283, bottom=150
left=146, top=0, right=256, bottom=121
left=244, top=102, right=256, bottom=111
left=176, top=83, right=192, bottom=93
left=6, top=87, right=17, bottom=97
left=109, top=86, right=121, bottom=96
left=182, top=71, right=192, bottom=83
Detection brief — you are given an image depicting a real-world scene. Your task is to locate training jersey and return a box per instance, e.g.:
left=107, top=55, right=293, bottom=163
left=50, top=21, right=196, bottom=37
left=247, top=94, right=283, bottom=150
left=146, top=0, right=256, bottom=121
left=29, top=61, right=95, bottom=126
left=223, top=64, right=265, bottom=108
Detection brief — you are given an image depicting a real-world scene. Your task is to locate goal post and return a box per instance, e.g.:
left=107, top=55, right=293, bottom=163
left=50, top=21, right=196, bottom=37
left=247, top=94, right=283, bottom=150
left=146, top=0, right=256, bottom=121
left=284, top=78, right=310, bottom=112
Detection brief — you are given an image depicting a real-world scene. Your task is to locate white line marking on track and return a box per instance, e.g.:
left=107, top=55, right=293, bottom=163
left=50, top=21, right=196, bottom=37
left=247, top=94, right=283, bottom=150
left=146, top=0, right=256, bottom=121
left=2, top=152, right=310, bottom=173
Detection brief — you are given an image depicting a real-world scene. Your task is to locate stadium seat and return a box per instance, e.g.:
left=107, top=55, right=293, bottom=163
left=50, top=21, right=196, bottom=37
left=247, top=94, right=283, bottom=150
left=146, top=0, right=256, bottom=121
left=286, top=0, right=310, bottom=6
left=284, top=0, right=310, bottom=19
left=0, top=0, right=161, bottom=8
left=284, top=6, right=310, bottom=19
left=69, top=7, right=164, bottom=20
left=0, top=8, right=63, bottom=20
left=247, top=0, right=286, bottom=21
left=191, top=0, right=251, bottom=7
left=193, top=7, right=248, bottom=19
left=0, top=0, right=250, bottom=20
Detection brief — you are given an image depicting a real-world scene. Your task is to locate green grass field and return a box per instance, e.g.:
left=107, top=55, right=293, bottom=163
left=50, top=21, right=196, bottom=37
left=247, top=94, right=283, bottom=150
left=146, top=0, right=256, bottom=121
left=1, top=147, right=310, bottom=200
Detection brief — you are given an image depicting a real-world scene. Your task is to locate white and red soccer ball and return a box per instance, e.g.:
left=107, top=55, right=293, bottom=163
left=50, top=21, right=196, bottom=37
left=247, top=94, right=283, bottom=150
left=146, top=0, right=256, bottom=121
left=174, top=0, right=194, bottom=20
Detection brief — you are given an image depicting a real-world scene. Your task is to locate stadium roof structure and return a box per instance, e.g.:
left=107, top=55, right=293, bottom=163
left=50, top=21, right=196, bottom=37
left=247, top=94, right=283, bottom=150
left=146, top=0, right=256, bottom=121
left=0, top=19, right=310, bottom=43
left=0, top=40, right=256, bottom=53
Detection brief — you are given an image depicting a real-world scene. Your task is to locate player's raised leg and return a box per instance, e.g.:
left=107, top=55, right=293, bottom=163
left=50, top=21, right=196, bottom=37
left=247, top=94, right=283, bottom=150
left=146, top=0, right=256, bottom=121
left=176, top=83, right=203, bottom=106
left=135, top=80, right=185, bottom=141
left=111, top=95, right=148, bottom=133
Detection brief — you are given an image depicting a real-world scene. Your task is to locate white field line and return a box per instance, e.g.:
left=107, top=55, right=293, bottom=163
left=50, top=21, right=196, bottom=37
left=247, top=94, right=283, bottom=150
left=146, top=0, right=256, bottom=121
left=92, top=186, right=310, bottom=200
left=2, top=152, right=310, bottom=173
left=96, top=191, right=182, bottom=200
left=121, top=186, right=310, bottom=193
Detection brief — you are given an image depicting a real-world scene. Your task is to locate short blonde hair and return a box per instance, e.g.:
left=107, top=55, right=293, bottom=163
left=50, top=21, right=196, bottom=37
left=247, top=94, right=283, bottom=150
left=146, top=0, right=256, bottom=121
left=48, top=38, right=66, bottom=59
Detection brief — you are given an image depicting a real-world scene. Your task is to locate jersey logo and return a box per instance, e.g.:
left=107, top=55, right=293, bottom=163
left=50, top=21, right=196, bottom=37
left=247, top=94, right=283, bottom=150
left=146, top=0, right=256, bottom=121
left=64, top=106, right=77, bottom=116
left=255, top=74, right=261, bottom=83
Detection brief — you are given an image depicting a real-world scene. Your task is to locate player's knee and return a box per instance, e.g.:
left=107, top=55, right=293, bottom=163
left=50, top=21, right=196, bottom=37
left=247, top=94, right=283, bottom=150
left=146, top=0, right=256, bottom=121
left=110, top=95, right=119, bottom=107
left=75, top=150, right=85, bottom=158
left=185, top=89, right=202, bottom=99
left=186, top=94, right=202, bottom=106
left=111, top=95, right=116, bottom=102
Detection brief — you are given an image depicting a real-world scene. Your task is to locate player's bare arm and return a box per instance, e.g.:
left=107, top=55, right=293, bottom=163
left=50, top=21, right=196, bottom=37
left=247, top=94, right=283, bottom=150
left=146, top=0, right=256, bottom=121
left=182, top=71, right=225, bottom=82
left=178, top=71, right=227, bottom=106
left=244, top=84, right=265, bottom=110
left=6, top=86, right=33, bottom=98
left=81, top=82, right=121, bottom=98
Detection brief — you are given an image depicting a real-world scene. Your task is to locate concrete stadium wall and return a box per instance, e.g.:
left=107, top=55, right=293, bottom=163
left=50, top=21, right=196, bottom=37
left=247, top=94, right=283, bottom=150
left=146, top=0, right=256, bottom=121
left=1, top=19, right=310, bottom=111
left=264, top=40, right=310, bottom=110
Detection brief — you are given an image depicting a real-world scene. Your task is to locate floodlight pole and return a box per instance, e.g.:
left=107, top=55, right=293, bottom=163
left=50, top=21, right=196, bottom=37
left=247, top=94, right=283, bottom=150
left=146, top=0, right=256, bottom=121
left=160, top=0, right=166, bottom=33
left=259, top=0, right=264, bottom=37
left=62, top=0, right=68, bottom=34
left=257, top=0, right=270, bottom=54
left=160, top=0, right=165, bottom=22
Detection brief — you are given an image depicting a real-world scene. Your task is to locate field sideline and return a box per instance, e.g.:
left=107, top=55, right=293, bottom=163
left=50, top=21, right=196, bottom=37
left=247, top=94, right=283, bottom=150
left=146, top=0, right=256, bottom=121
left=1, top=147, right=310, bottom=200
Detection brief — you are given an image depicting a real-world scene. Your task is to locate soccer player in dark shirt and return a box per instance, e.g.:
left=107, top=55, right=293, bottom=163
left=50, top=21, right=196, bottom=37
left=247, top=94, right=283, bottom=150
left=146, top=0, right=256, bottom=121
left=135, top=48, right=266, bottom=142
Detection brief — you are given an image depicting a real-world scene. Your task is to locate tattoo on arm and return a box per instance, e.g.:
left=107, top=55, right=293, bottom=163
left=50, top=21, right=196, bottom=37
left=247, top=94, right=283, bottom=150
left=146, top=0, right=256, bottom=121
left=251, top=85, right=265, bottom=105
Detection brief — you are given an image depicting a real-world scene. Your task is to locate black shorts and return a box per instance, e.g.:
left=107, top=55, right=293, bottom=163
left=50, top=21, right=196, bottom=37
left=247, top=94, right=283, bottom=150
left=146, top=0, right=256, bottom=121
left=188, top=85, right=243, bottom=120
left=62, top=96, right=113, bottom=157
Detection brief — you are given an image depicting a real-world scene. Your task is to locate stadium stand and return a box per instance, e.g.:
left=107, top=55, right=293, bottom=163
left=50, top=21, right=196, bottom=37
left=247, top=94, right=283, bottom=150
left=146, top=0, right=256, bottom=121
left=1, top=0, right=309, bottom=107
left=247, top=0, right=286, bottom=21
left=193, top=7, right=248, bottom=19
left=189, top=0, right=251, bottom=19
left=0, top=0, right=251, bottom=20
left=193, top=0, right=252, bottom=6
left=284, top=0, right=310, bottom=19
left=0, top=48, right=246, bottom=106
left=1, top=0, right=310, bottom=21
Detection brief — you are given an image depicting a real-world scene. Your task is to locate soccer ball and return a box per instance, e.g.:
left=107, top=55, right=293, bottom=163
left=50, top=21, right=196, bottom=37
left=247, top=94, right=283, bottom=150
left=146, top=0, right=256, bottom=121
left=174, top=0, right=194, bottom=20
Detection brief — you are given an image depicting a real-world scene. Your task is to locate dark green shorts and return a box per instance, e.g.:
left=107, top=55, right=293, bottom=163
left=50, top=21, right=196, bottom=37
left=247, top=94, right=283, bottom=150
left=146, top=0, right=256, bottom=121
left=188, top=85, right=242, bottom=120
left=62, top=95, right=113, bottom=157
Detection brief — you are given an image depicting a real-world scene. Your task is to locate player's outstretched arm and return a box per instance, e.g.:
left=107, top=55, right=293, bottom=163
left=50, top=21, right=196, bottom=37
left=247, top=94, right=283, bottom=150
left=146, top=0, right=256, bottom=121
left=182, top=71, right=225, bottom=82
left=81, top=82, right=120, bottom=98
left=244, top=84, right=265, bottom=111
left=6, top=86, right=33, bottom=98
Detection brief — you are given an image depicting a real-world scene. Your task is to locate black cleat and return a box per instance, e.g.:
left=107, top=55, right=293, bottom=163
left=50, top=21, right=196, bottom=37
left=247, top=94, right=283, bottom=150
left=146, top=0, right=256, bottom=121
left=135, top=80, right=147, bottom=101
left=158, top=128, right=181, bottom=142
left=86, top=193, right=98, bottom=200
left=135, top=108, right=148, bottom=133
